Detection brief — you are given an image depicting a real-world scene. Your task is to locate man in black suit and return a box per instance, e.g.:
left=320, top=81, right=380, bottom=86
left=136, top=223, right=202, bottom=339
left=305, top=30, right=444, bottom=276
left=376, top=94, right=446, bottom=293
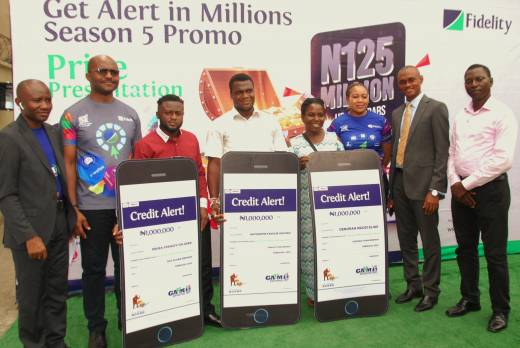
left=0, top=80, right=75, bottom=348
left=388, top=66, right=449, bottom=312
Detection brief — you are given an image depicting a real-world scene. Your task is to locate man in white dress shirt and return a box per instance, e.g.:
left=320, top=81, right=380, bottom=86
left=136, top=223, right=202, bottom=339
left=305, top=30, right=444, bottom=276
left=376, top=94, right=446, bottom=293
left=205, top=73, right=287, bottom=216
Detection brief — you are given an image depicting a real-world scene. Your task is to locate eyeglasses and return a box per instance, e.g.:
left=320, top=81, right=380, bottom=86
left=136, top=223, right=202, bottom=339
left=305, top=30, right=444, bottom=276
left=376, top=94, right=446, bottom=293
left=91, top=68, right=120, bottom=76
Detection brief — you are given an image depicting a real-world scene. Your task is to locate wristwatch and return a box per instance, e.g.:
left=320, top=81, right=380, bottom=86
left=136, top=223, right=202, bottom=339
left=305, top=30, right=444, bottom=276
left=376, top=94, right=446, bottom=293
left=430, top=189, right=439, bottom=197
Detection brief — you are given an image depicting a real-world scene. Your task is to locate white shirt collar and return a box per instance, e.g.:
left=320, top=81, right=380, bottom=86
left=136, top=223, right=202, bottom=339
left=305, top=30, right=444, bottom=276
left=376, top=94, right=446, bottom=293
left=231, top=108, right=260, bottom=120
left=406, top=92, right=424, bottom=109
left=156, top=127, right=182, bottom=143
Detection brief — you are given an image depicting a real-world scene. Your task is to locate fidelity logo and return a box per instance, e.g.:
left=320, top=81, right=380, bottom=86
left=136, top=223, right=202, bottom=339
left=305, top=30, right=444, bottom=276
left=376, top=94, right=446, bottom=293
left=443, top=9, right=512, bottom=35
left=265, top=273, right=289, bottom=282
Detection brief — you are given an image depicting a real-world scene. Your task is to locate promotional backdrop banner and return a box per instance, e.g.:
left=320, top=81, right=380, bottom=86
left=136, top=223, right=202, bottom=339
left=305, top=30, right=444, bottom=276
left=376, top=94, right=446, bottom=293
left=9, top=1, right=520, bottom=281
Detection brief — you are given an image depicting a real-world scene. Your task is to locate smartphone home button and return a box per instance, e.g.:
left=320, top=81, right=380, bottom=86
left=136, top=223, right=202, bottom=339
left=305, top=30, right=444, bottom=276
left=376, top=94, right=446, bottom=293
left=157, top=326, right=173, bottom=343
left=253, top=308, right=269, bottom=324
left=345, top=301, right=359, bottom=315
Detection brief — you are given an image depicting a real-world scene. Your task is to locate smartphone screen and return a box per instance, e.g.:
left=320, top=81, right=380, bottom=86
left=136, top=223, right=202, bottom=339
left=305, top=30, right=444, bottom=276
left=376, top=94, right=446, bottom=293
left=308, top=150, right=388, bottom=321
left=220, top=152, right=300, bottom=328
left=117, top=159, right=203, bottom=346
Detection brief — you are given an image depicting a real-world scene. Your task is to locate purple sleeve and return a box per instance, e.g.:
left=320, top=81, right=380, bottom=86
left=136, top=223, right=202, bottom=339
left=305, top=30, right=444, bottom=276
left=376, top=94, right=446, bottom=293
left=381, top=117, right=392, bottom=143
left=327, top=118, right=338, bottom=134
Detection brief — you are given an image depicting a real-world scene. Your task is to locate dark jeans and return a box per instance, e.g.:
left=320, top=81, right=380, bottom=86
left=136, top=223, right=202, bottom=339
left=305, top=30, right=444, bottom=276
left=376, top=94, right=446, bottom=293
left=12, top=207, right=69, bottom=348
left=201, top=222, right=216, bottom=315
left=80, top=209, right=121, bottom=333
left=451, top=178, right=510, bottom=315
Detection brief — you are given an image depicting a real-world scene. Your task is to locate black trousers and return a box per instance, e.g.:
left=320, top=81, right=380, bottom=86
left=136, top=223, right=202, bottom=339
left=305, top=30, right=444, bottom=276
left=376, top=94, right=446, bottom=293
left=451, top=178, right=510, bottom=315
left=80, top=209, right=121, bottom=333
left=12, top=207, right=69, bottom=348
left=201, top=222, right=216, bottom=315
left=393, top=170, right=441, bottom=297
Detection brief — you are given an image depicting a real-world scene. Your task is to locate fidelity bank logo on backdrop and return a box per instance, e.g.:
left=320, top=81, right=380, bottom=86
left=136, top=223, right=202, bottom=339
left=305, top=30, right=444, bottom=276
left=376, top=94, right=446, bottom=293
left=443, top=9, right=512, bottom=35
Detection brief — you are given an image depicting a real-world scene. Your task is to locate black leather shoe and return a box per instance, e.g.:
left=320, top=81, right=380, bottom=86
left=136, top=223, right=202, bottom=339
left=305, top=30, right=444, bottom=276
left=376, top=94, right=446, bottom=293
left=487, top=313, right=508, bottom=333
left=204, top=312, right=222, bottom=327
left=414, top=295, right=438, bottom=312
left=88, top=331, right=107, bottom=348
left=395, top=289, right=423, bottom=304
left=446, top=299, right=481, bottom=317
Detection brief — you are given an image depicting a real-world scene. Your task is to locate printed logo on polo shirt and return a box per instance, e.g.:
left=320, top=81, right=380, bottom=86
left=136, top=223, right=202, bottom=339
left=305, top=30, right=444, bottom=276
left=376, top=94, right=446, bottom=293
left=78, top=114, right=92, bottom=128
left=367, top=124, right=382, bottom=129
left=340, top=124, right=349, bottom=132
left=118, top=115, right=134, bottom=122
left=96, top=123, right=127, bottom=159
left=443, top=9, right=512, bottom=35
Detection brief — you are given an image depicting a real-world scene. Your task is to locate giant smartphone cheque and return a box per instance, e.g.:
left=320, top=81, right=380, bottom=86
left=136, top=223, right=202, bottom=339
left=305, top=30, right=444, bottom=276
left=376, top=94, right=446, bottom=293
left=220, top=152, right=300, bottom=328
left=117, top=159, right=203, bottom=347
left=308, top=150, right=388, bottom=322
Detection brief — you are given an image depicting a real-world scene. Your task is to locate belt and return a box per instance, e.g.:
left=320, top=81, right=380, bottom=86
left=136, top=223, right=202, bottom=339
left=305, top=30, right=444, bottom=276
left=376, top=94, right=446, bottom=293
left=461, top=173, right=507, bottom=184
left=492, top=173, right=507, bottom=182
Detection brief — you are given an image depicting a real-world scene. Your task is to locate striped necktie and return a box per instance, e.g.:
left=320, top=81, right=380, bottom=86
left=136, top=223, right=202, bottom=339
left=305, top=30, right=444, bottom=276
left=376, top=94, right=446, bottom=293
left=396, top=103, right=412, bottom=167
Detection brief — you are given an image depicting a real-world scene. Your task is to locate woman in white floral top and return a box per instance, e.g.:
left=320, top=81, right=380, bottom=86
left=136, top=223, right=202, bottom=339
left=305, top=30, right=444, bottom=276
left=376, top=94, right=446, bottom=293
left=289, top=98, right=344, bottom=305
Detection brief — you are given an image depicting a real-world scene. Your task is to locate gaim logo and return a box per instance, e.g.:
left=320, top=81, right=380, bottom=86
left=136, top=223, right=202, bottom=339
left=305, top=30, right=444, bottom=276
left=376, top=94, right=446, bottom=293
left=168, top=285, right=191, bottom=297
left=443, top=9, right=512, bottom=35
left=356, top=265, right=378, bottom=275
left=265, top=273, right=290, bottom=282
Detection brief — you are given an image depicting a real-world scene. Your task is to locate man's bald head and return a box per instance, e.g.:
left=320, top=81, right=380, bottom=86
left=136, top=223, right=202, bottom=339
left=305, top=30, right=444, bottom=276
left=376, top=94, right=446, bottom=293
left=397, top=65, right=421, bottom=77
left=87, top=55, right=117, bottom=71
left=14, top=79, right=52, bottom=127
left=16, top=79, right=49, bottom=101
left=86, top=54, right=120, bottom=98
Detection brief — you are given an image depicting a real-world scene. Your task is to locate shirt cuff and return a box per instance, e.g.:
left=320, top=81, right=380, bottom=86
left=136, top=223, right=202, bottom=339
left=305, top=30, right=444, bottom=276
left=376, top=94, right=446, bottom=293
left=461, top=176, right=478, bottom=191
left=200, top=197, right=208, bottom=209
left=448, top=174, right=461, bottom=187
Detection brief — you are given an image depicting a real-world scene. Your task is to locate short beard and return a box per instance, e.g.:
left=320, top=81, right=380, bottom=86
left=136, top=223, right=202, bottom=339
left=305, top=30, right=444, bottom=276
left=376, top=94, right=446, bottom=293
left=235, top=104, right=254, bottom=116
left=160, top=122, right=181, bottom=135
